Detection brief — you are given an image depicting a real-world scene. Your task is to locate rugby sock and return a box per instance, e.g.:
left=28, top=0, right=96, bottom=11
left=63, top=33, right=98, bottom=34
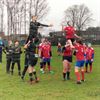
left=63, top=73, right=66, bottom=80
left=33, top=71, right=37, bottom=80
left=85, top=63, right=88, bottom=72
left=18, top=71, right=21, bottom=76
left=11, top=64, right=14, bottom=75
left=48, top=66, right=51, bottom=71
left=67, top=72, right=70, bottom=79
left=40, top=62, right=43, bottom=69
left=90, top=65, right=92, bottom=72
left=81, top=71, right=85, bottom=80
left=29, top=73, right=33, bottom=81
left=75, top=72, right=80, bottom=81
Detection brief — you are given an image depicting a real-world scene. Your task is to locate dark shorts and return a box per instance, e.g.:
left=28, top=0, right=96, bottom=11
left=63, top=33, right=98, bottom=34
left=86, top=60, right=92, bottom=64
left=62, top=56, right=72, bottom=62
left=43, top=58, right=51, bottom=63
left=12, top=59, right=20, bottom=63
left=28, top=57, right=38, bottom=67
left=28, top=53, right=38, bottom=67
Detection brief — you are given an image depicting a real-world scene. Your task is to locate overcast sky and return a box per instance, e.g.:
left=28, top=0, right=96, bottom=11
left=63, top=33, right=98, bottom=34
left=42, top=0, right=100, bottom=32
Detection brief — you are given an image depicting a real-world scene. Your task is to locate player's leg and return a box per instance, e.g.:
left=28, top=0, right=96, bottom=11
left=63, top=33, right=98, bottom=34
left=43, top=58, right=46, bottom=72
left=47, top=58, right=51, bottom=72
left=67, top=62, right=71, bottom=80
left=0, top=52, right=2, bottom=63
left=75, top=61, right=81, bottom=84
left=81, top=67, right=85, bottom=81
left=21, top=54, right=29, bottom=79
left=25, top=34, right=39, bottom=44
left=6, top=58, right=11, bottom=74
left=75, top=67, right=81, bottom=84
left=28, top=66, right=34, bottom=84
left=32, top=68, right=39, bottom=82
left=80, top=61, right=85, bottom=81
left=32, top=57, right=38, bottom=82
left=66, top=56, right=72, bottom=80
left=17, top=60, right=21, bottom=76
left=85, top=60, right=89, bottom=73
left=25, top=33, right=34, bottom=44
left=28, top=53, right=37, bottom=83
left=89, top=61, right=93, bottom=72
left=47, top=59, right=54, bottom=74
left=11, top=62, right=15, bottom=75
left=21, top=67, right=28, bottom=80
left=63, top=60, right=68, bottom=80
left=40, top=58, right=44, bottom=73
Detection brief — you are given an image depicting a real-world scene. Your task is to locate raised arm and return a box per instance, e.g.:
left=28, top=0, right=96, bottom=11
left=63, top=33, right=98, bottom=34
left=74, top=34, right=82, bottom=39
left=38, top=22, right=52, bottom=27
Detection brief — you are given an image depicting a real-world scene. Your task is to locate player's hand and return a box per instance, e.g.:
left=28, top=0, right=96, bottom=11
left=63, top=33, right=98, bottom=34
left=27, top=40, right=31, bottom=45
left=91, top=59, right=94, bottom=62
left=78, top=36, right=82, bottom=40
left=42, top=57, right=45, bottom=59
left=68, top=40, right=73, bottom=46
left=49, top=24, right=53, bottom=27
left=50, top=57, right=52, bottom=59
left=24, top=44, right=28, bottom=49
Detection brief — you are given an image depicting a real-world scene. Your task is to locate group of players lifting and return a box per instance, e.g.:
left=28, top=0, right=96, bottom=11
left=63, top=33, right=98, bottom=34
left=4, top=15, right=94, bottom=84
left=58, top=22, right=94, bottom=84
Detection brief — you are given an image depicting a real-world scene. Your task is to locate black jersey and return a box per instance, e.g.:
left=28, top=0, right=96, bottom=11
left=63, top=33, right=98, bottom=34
left=12, top=46, right=22, bottom=62
left=4, top=46, right=13, bottom=59
left=27, top=41, right=37, bottom=54
left=29, top=21, right=49, bottom=33
left=29, top=21, right=49, bottom=37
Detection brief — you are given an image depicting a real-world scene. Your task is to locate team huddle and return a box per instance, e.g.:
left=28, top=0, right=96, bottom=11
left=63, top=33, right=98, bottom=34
left=0, top=15, right=94, bottom=85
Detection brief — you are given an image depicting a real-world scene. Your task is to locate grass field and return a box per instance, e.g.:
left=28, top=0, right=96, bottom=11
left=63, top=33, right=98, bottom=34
left=0, top=46, right=100, bottom=100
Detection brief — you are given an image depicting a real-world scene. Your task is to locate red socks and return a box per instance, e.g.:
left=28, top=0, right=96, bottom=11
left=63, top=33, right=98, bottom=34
left=48, top=66, right=51, bottom=71
left=75, top=71, right=85, bottom=81
left=81, top=71, right=85, bottom=80
left=90, top=65, right=92, bottom=72
left=75, top=72, right=80, bottom=81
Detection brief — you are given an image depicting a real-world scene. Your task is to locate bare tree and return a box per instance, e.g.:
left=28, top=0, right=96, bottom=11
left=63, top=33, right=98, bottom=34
left=2, top=0, right=23, bottom=35
left=30, top=0, right=49, bottom=20
left=25, top=0, right=50, bottom=37
left=63, top=4, right=93, bottom=31
left=1, top=0, right=49, bottom=40
left=0, top=1, right=4, bottom=32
